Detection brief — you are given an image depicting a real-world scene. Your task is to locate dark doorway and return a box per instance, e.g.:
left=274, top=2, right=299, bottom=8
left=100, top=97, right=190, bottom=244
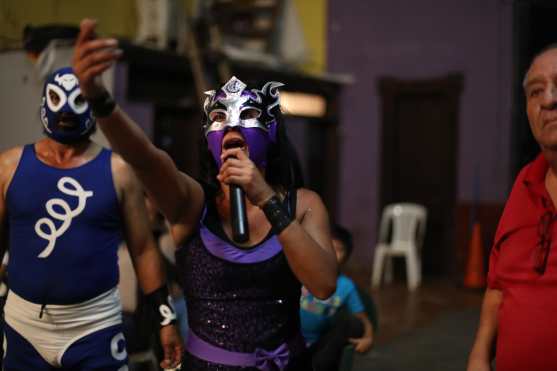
left=378, top=74, right=463, bottom=277
left=154, top=106, right=202, bottom=178
left=513, top=0, right=557, bottom=177
left=284, top=118, right=337, bottom=208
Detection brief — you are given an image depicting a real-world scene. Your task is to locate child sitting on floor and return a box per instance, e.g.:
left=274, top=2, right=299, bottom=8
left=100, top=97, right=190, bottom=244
left=300, top=224, right=374, bottom=371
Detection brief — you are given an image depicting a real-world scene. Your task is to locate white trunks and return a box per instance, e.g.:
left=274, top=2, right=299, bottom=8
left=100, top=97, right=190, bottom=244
left=4, top=287, right=122, bottom=367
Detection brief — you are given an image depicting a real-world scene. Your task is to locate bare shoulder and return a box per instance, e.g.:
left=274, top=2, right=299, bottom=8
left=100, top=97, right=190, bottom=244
left=0, top=146, right=24, bottom=167
left=110, top=152, right=131, bottom=175
left=0, top=146, right=24, bottom=196
left=295, top=188, right=327, bottom=221
left=296, top=188, right=323, bottom=206
left=110, top=152, right=141, bottom=198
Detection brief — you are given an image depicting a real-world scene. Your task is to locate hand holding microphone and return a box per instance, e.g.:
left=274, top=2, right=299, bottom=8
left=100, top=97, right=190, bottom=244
left=220, top=149, right=250, bottom=243
left=218, top=148, right=275, bottom=243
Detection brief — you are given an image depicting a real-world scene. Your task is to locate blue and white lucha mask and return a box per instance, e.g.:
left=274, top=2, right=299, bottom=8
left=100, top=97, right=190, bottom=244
left=40, top=67, right=95, bottom=144
left=203, top=76, right=284, bottom=168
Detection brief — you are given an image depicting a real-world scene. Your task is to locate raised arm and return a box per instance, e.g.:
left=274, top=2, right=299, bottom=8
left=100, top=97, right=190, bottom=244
left=467, top=288, right=502, bottom=371
left=112, top=155, right=182, bottom=369
left=72, top=18, right=204, bottom=231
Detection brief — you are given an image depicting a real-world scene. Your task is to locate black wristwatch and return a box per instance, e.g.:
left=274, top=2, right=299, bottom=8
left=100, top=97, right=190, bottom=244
left=88, top=89, right=116, bottom=118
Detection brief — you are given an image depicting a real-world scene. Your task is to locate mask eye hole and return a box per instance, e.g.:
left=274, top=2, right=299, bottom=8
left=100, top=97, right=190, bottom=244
left=49, top=90, right=61, bottom=106
left=46, top=84, right=67, bottom=112
left=209, top=110, right=227, bottom=122
left=68, top=89, right=88, bottom=114
left=74, top=94, right=86, bottom=108
left=240, top=108, right=261, bottom=120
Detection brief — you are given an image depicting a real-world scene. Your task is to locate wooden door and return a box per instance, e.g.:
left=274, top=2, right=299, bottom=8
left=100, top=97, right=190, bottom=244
left=379, top=74, right=463, bottom=276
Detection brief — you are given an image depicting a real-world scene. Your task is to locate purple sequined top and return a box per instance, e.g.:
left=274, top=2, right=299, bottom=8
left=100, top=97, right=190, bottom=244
left=175, top=190, right=307, bottom=370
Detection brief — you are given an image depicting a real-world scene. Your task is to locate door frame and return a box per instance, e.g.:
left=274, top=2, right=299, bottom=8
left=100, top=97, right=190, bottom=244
left=378, top=73, right=463, bottom=276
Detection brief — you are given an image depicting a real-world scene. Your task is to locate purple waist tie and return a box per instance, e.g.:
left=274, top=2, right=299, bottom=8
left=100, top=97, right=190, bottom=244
left=185, top=330, right=290, bottom=371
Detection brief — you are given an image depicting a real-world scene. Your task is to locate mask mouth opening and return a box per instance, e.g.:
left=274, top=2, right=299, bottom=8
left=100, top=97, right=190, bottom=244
left=222, top=136, right=246, bottom=151
left=56, top=112, right=80, bottom=131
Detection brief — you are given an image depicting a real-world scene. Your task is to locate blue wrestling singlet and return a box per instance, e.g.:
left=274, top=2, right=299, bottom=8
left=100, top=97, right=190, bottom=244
left=3, top=144, right=128, bottom=371
left=6, top=144, right=122, bottom=304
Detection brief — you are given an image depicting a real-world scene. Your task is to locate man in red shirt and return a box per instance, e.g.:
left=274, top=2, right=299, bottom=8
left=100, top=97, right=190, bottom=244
left=467, top=45, right=557, bottom=371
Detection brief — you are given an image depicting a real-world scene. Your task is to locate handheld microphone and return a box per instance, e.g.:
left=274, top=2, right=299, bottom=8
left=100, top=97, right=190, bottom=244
left=230, top=184, right=249, bottom=243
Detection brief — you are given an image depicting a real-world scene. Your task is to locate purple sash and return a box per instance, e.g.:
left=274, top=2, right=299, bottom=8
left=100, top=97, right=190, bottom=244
left=185, top=330, right=290, bottom=371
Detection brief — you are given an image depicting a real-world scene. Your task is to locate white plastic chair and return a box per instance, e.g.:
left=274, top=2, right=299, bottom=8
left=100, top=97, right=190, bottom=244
left=371, top=203, right=427, bottom=291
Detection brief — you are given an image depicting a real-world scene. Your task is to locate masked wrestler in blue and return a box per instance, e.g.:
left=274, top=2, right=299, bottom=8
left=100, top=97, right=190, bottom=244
left=0, top=66, right=182, bottom=370
left=72, top=19, right=338, bottom=370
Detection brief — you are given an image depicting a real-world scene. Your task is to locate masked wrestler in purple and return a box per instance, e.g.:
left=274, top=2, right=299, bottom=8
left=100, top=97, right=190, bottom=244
left=72, top=19, right=338, bottom=371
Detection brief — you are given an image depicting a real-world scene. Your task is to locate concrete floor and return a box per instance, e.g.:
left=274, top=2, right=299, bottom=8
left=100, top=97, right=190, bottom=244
left=351, top=279, right=483, bottom=371
left=128, top=274, right=483, bottom=371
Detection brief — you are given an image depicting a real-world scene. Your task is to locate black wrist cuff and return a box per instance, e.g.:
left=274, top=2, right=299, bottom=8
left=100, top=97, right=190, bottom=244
left=261, top=195, right=292, bottom=235
left=88, top=89, right=116, bottom=118
left=145, top=286, right=177, bottom=328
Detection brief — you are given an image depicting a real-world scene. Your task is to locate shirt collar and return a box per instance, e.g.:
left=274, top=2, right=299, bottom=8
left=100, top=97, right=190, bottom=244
left=523, top=153, right=553, bottom=210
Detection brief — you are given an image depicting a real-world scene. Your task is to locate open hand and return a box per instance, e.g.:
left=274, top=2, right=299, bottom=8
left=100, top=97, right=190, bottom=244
left=72, top=18, right=122, bottom=99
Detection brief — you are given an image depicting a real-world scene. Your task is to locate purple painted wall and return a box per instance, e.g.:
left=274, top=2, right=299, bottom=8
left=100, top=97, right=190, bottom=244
left=327, top=0, right=514, bottom=268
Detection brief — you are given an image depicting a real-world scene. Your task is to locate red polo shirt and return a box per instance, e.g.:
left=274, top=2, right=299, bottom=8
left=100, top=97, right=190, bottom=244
left=488, top=153, right=557, bottom=371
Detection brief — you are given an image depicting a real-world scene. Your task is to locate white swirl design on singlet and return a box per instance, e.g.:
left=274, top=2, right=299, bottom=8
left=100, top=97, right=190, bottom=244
left=34, top=177, right=94, bottom=258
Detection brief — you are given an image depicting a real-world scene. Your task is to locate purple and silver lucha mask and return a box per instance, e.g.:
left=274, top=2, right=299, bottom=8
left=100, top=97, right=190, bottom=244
left=203, top=76, right=284, bottom=168
left=40, top=66, right=95, bottom=144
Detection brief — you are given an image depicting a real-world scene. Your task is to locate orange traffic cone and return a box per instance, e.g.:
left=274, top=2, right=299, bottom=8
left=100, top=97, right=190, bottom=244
left=463, top=222, right=486, bottom=289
